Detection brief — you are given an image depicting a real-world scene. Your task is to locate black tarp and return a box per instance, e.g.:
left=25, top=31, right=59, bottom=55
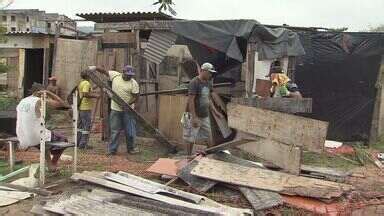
left=295, top=31, right=384, bottom=141
left=170, top=20, right=305, bottom=81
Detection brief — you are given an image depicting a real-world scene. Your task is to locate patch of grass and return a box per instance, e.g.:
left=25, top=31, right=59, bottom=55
left=0, top=95, right=17, bottom=111
left=302, top=152, right=359, bottom=171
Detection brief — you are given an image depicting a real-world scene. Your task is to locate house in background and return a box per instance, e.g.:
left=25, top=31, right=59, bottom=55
left=0, top=9, right=81, bottom=98
left=0, top=9, right=76, bottom=35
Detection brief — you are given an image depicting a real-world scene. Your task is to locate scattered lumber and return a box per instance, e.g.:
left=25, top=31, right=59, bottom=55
left=87, top=71, right=176, bottom=153
left=237, top=138, right=302, bottom=175
left=72, top=171, right=253, bottom=215
left=239, top=187, right=283, bottom=212
left=191, top=158, right=353, bottom=199
left=232, top=97, right=312, bottom=114
left=228, top=103, right=328, bottom=153
left=177, top=160, right=217, bottom=193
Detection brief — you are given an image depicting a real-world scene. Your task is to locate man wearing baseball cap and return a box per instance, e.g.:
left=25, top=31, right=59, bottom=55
left=89, top=65, right=140, bottom=156
left=185, top=62, right=224, bottom=154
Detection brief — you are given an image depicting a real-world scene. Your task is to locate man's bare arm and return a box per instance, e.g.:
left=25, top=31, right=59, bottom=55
left=129, top=93, right=139, bottom=105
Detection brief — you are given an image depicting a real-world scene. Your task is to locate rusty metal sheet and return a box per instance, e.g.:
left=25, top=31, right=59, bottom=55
left=146, top=158, right=188, bottom=177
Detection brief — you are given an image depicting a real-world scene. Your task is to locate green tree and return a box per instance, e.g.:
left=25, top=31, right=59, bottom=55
left=153, top=0, right=177, bottom=16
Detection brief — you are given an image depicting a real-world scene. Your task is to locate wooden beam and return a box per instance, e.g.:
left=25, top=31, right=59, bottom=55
left=237, top=138, right=302, bottom=175
left=95, top=20, right=174, bottom=31
left=39, top=92, right=47, bottom=186
left=177, top=160, right=217, bottom=193
left=369, top=55, right=384, bottom=144
left=191, top=158, right=353, bottom=199
left=232, top=97, right=313, bottom=114
left=228, top=103, right=328, bottom=153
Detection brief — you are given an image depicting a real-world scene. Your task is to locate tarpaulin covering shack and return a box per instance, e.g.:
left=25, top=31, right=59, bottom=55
left=295, top=31, right=384, bottom=141
left=170, top=20, right=305, bottom=80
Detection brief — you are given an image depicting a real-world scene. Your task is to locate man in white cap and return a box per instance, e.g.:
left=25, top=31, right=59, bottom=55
left=186, top=62, right=223, bottom=154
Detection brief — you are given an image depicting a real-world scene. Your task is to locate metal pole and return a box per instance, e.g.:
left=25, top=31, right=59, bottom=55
left=39, top=92, right=47, bottom=186
left=72, top=90, right=78, bottom=173
left=8, top=141, right=14, bottom=172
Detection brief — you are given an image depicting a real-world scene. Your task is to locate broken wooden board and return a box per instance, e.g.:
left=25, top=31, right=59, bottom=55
left=88, top=71, right=176, bottom=153
left=146, top=158, right=188, bottom=177
left=0, top=190, right=32, bottom=207
left=204, top=139, right=256, bottom=155
left=191, top=158, right=353, bottom=199
left=237, top=138, right=302, bottom=175
left=105, top=171, right=204, bottom=204
left=239, top=187, right=282, bottom=211
left=232, top=97, right=312, bottom=113
left=228, top=103, right=328, bottom=153
left=44, top=194, right=154, bottom=216
left=300, top=165, right=350, bottom=183
left=177, top=160, right=217, bottom=193
left=72, top=171, right=252, bottom=215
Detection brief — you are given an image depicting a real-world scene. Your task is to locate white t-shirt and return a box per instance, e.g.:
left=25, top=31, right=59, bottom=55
left=16, top=96, right=51, bottom=149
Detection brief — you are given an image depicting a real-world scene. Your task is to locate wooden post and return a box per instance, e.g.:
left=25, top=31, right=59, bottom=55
left=8, top=141, right=14, bottom=172
left=39, top=92, right=47, bottom=186
left=72, top=90, right=78, bottom=173
left=51, top=22, right=61, bottom=76
left=369, top=55, right=384, bottom=144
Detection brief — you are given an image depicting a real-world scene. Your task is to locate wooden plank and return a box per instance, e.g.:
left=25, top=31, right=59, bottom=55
left=370, top=55, right=384, bottom=144
left=177, top=160, right=217, bottom=193
left=158, top=95, right=188, bottom=144
left=102, top=32, right=136, bottom=44
left=204, top=139, right=255, bottom=155
left=106, top=172, right=203, bottom=204
left=237, top=138, right=302, bottom=175
left=239, top=187, right=282, bottom=211
left=0, top=183, right=52, bottom=196
left=0, top=191, right=32, bottom=207
left=232, top=97, right=312, bottom=114
left=71, top=172, right=252, bottom=215
left=191, top=158, right=353, bottom=199
left=228, top=103, right=328, bottom=153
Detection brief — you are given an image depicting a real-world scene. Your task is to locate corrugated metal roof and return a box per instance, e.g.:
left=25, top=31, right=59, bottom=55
left=143, top=30, right=177, bottom=64
left=76, top=11, right=174, bottom=23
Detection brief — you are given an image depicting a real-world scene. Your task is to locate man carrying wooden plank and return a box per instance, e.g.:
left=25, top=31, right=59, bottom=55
left=183, top=63, right=224, bottom=154
left=16, top=84, right=70, bottom=172
left=89, top=65, right=140, bottom=156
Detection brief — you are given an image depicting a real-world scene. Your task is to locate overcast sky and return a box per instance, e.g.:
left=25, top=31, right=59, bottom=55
left=6, top=0, right=384, bottom=31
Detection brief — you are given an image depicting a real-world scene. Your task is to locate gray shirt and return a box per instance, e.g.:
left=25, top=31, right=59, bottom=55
left=188, top=77, right=212, bottom=118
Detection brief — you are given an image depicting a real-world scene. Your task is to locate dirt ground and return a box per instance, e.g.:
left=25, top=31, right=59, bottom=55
left=1, top=112, right=384, bottom=215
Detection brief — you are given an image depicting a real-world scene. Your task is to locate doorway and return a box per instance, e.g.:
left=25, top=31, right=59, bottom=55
left=23, top=49, right=44, bottom=96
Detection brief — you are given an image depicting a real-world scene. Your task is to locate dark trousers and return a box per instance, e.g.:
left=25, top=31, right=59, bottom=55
left=109, top=110, right=136, bottom=154
left=77, top=110, right=92, bottom=148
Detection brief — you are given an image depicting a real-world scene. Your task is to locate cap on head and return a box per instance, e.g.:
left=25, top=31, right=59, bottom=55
left=201, top=63, right=217, bottom=73
left=123, top=65, right=135, bottom=76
